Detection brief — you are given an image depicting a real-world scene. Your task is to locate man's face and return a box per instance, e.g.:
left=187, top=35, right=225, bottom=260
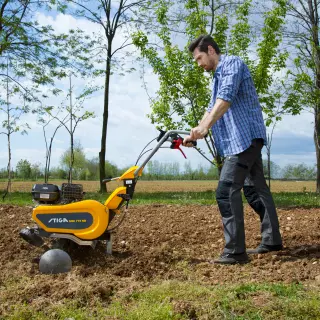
left=193, top=46, right=216, bottom=72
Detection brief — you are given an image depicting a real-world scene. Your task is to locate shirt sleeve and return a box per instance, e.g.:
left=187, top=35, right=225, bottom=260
left=207, top=89, right=215, bottom=113
left=216, top=57, right=244, bottom=103
left=207, top=76, right=217, bottom=113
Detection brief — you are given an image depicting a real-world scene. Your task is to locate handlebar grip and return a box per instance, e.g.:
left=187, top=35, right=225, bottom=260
left=185, top=140, right=197, bottom=147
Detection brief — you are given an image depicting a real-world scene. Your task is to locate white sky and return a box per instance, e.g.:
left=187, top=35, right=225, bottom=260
left=0, top=11, right=316, bottom=172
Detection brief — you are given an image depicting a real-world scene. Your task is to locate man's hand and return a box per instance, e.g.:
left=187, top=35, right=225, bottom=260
left=190, top=125, right=209, bottom=139
left=183, top=125, right=209, bottom=147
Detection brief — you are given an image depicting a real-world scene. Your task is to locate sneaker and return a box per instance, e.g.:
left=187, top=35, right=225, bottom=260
left=247, top=244, right=283, bottom=254
left=211, top=252, right=250, bottom=265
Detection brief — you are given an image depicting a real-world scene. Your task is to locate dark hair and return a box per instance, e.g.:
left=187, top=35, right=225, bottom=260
left=188, top=35, right=221, bottom=54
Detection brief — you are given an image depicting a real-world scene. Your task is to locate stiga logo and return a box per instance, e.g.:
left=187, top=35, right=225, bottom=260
left=48, top=218, right=69, bottom=223
left=37, top=213, right=93, bottom=230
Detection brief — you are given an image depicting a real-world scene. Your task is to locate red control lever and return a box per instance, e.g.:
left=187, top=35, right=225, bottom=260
left=170, top=138, right=187, bottom=159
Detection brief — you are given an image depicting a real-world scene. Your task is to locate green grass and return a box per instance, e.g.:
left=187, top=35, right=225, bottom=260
left=1, top=190, right=319, bottom=207
left=5, top=281, right=320, bottom=320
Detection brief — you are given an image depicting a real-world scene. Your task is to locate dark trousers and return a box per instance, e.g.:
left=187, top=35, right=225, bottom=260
left=216, top=139, right=282, bottom=254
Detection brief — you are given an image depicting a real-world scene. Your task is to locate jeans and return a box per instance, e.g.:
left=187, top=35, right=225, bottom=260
left=216, top=139, right=282, bottom=254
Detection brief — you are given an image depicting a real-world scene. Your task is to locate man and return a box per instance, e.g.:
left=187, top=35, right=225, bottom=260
left=183, top=35, right=283, bottom=265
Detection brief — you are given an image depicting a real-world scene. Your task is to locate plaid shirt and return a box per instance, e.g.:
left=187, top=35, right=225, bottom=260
left=207, top=55, right=267, bottom=156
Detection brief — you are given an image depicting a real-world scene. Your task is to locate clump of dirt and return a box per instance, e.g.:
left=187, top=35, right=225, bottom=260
left=0, top=204, right=319, bottom=316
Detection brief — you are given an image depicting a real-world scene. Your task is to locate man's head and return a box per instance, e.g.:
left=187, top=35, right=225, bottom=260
left=188, top=35, right=221, bottom=72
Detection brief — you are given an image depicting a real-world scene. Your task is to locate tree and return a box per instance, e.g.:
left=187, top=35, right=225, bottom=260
left=282, top=163, right=316, bottom=180
left=49, top=167, right=67, bottom=179
left=0, top=58, right=29, bottom=199
left=63, top=0, right=149, bottom=192
left=263, top=87, right=289, bottom=187
left=0, top=0, right=95, bottom=189
left=0, top=1, right=76, bottom=99
left=105, top=161, right=120, bottom=178
left=283, top=0, right=320, bottom=192
left=60, top=141, right=87, bottom=180
left=262, top=159, right=281, bottom=179
left=30, top=162, right=43, bottom=180
left=44, top=74, right=96, bottom=183
left=37, top=111, right=64, bottom=183
left=133, top=0, right=288, bottom=173
left=85, top=157, right=100, bottom=180
left=16, top=159, right=32, bottom=180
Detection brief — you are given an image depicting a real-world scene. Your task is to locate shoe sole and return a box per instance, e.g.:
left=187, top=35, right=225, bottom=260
left=211, top=259, right=250, bottom=265
left=247, top=249, right=283, bottom=254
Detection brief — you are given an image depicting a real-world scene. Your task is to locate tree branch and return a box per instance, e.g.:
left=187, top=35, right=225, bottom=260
left=0, top=73, right=39, bottom=101
left=0, top=0, right=9, bottom=32
left=111, top=41, right=133, bottom=57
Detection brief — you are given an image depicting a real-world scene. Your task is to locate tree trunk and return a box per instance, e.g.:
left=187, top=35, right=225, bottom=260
left=3, top=132, right=11, bottom=201
left=315, top=109, right=320, bottom=192
left=314, top=46, right=320, bottom=192
left=69, top=74, right=73, bottom=184
left=308, top=0, right=320, bottom=192
left=99, top=44, right=112, bottom=193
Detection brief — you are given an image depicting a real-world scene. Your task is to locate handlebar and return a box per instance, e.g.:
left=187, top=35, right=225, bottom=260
left=134, top=130, right=196, bottom=177
left=102, top=177, right=120, bottom=183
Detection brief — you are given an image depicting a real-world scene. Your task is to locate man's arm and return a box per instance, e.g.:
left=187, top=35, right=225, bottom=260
left=183, top=57, right=244, bottom=146
left=198, top=98, right=230, bottom=135
left=199, top=111, right=210, bottom=125
left=183, top=99, right=230, bottom=145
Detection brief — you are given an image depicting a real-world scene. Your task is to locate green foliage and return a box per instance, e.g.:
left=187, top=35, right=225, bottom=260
left=262, top=159, right=281, bottom=179
left=15, top=159, right=32, bottom=180
left=282, top=163, right=316, bottom=180
left=30, top=163, right=43, bottom=180
left=60, top=141, right=87, bottom=180
left=0, top=168, right=15, bottom=179
left=49, top=167, right=67, bottom=180
left=0, top=1, right=94, bottom=102
left=83, top=157, right=100, bottom=180
left=105, top=161, right=121, bottom=178
left=212, top=14, right=228, bottom=53
left=284, top=1, right=320, bottom=117
left=253, top=0, right=288, bottom=95
left=133, top=0, right=289, bottom=168
left=228, top=0, right=252, bottom=63
left=132, top=1, right=211, bottom=131
left=0, top=0, right=97, bottom=188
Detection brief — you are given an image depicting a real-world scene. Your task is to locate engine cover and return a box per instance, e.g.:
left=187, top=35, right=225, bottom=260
left=32, top=183, right=60, bottom=203
left=33, top=200, right=109, bottom=240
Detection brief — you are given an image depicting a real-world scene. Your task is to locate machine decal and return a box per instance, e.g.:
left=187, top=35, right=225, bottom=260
left=37, top=212, right=93, bottom=229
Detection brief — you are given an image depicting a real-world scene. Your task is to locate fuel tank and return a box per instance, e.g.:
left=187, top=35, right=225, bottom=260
left=33, top=200, right=109, bottom=240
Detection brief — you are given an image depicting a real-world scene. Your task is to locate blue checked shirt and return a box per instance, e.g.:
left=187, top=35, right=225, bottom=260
left=207, top=54, right=267, bottom=156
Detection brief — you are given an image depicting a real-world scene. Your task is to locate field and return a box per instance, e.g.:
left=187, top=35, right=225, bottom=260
left=0, top=180, right=319, bottom=319
left=0, top=179, right=316, bottom=193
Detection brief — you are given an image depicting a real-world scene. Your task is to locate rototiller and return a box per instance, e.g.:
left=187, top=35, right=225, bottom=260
left=20, top=130, right=197, bottom=254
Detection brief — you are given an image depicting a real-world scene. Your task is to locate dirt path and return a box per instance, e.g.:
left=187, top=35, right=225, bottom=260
left=0, top=204, right=319, bottom=315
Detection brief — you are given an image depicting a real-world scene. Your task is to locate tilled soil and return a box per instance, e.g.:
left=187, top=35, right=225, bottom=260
left=0, top=204, right=319, bottom=315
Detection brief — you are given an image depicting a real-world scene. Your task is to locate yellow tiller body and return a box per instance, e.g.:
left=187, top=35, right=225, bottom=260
left=32, top=166, right=142, bottom=241
left=19, top=130, right=194, bottom=254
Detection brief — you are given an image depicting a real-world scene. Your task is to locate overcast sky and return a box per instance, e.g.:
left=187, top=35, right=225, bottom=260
left=0, top=10, right=316, bottom=173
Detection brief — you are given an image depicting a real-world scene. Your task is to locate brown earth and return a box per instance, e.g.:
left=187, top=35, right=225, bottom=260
left=0, top=179, right=316, bottom=193
left=0, top=204, right=319, bottom=316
